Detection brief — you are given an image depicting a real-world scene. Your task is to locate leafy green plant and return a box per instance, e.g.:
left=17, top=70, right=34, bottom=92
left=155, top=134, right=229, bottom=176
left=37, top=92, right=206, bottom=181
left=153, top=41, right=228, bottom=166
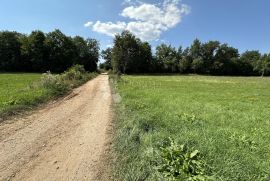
left=41, top=65, right=97, bottom=95
left=41, top=72, right=70, bottom=95
left=156, top=138, right=213, bottom=181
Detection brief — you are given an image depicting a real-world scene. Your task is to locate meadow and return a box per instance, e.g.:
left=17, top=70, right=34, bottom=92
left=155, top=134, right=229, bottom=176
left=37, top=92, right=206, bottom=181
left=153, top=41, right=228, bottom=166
left=0, top=73, right=50, bottom=118
left=0, top=67, right=96, bottom=120
left=113, top=75, right=270, bottom=181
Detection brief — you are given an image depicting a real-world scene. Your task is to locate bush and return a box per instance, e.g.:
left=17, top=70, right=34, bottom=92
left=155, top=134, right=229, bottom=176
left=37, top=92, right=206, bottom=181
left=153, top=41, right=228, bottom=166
left=41, top=65, right=97, bottom=96
left=156, top=138, right=213, bottom=181
left=41, top=72, right=70, bottom=95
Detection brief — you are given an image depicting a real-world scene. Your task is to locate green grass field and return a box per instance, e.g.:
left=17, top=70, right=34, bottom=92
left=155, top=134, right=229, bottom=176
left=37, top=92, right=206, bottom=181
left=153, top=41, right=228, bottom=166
left=0, top=73, right=49, bottom=117
left=113, top=75, right=270, bottom=181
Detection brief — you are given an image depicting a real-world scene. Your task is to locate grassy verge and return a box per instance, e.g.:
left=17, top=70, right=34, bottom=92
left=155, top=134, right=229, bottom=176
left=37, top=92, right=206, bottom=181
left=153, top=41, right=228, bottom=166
left=0, top=65, right=97, bottom=121
left=111, top=75, right=270, bottom=181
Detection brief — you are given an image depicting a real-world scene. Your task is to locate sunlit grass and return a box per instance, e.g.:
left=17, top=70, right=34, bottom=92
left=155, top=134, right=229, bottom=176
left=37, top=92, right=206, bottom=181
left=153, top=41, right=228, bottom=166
left=0, top=73, right=49, bottom=117
left=113, top=75, right=270, bottom=181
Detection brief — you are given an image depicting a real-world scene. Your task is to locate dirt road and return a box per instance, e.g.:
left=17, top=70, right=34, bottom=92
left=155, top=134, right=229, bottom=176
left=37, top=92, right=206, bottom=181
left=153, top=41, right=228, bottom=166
left=0, top=75, right=113, bottom=181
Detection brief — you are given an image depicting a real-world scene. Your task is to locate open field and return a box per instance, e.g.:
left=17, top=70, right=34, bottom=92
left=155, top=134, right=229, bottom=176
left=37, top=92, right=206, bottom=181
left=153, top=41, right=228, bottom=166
left=113, top=75, right=270, bottom=180
left=0, top=73, right=49, bottom=117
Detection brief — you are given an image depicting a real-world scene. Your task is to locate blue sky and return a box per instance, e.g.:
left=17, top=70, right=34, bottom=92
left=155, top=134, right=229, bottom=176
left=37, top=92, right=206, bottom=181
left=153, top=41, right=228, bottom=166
left=0, top=0, right=269, bottom=53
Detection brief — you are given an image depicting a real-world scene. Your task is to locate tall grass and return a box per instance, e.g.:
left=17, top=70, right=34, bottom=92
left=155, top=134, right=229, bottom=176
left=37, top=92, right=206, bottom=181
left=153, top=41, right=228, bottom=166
left=0, top=65, right=97, bottom=121
left=112, top=75, right=270, bottom=181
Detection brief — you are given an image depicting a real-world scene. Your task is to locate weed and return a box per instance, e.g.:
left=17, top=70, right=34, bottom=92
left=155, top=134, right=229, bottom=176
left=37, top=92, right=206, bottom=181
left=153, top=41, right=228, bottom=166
left=156, top=138, right=213, bottom=181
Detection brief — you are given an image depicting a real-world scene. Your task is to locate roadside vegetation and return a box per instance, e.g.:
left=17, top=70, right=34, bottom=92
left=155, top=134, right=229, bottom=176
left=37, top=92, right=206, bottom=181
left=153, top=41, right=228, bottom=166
left=0, top=65, right=97, bottom=121
left=0, top=29, right=100, bottom=120
left=112, top=75, right=270, bottom=180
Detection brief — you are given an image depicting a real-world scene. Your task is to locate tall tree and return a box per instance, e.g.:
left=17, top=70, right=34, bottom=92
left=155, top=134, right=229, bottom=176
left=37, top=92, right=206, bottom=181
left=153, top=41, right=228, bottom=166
left=46, top=29, right=76, bottom=72
left=179, top=47, right=192, bottom=73
left=201, top=41, right=220, bottom=73
left=213, top=44, right=239, bottom=75
left=27, top=31, right=47, bottom=72
left=0, top=31, right=21, bottom=71
left=238, top=50, right=261, bottom=75
left=254, top=54, right=270, bottom=77
left=101, top=48, right=112, bottom=70
left=84, top=38, right=99, bottom=72
left=112, top=31, right=151, bottom=74
left=189, top=39, right=204, bottom=73
left=156, top=44, right=178, bottom=73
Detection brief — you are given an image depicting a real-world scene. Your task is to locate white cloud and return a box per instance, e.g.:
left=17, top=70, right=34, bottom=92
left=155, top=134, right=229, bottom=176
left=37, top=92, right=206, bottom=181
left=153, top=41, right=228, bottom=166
left=92, top=21, right=126, bottom=37
left=84, top=21, right=93, bottom=27
left=126, top=21, right=163, bottom=41
left=85, top=0, right=190, bottom=41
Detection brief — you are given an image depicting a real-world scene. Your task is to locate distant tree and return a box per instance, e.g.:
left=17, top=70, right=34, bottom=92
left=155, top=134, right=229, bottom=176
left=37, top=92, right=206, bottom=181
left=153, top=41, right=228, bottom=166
left=179, top=48, right=192, bottom=73
left=190, top=39, right=202, bottom=60
left=238, top=50, right=261, bottom=75
left=101, top=48, right=112, bottom=70
left=254, top=54, right=270, bottom=77
left=112, top=31, right=151, bottom=74
left=189, top=39, right=205, bottom=73
left=24, top=31, right=47, bottom=72
left=201, top=41, right=220, bottom=73
left=46, top=29, right=76, bottom=72
left=213, top=44, right=239, bottom=75
left=137, top=41, right=152, bottom=73
left=73, top=36, right=99, bottom=71
left=0, top=31, right=21, bottom=71
left=73, top=36, right=89, bottom=66
left=81, top=38, right=99, bottom=72
left=156, top=44, right=178, bottom=73
left=191, top=58, right=204, bottom=73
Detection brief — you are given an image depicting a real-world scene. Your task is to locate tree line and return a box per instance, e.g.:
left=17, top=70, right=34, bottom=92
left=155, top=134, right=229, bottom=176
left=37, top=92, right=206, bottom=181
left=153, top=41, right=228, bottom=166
left=101, top=31, right=270, bottom=76
left=0, top=30, right=99, bottom=73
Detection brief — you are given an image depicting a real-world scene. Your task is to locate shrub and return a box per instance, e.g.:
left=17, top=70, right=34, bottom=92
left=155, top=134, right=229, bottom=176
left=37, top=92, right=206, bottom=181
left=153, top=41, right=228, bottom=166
left=156, top=138, right=213, bottom=181
left=41, top=65, right=97, bottom=96
left=41, top=72, right=70, bottom=95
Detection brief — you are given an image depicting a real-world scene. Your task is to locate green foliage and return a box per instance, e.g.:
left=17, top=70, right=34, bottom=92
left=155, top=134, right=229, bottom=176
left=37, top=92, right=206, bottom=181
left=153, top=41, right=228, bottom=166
left=41, top=65, right=97, bottom=95
left=107, top=31, right=268, bottom=76
left=0, top=65, right=97, bottom=120
left=254, top=54, right=270, bottom=77
left=155, top=44, right=179, bottom=73
left=0, top=31, right=21, bottom=71
left=156, top=138, right=213, bottom=181
left=41, top=72, right=70, bottom=95
left=100, top=47, right=112, bottom=70
left=112, top=31, right=151, bottom=74
left=0, top=30, right=99, bottom=73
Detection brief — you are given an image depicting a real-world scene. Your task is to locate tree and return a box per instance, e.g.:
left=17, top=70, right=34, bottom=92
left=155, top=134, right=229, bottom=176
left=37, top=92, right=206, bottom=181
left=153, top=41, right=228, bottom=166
left=238, top=50, right=261, bottom=75
left=0, top=31, right=21, bottom=71
left=156, top=44, right=178, bottom=73
left=101, top=48, right=112, bottom=70
left=201, top=41, right=220, bottom=73
left=190, top=39, right=202, bottom=60
left=254, top=54, right=270, bottom=77
left=191, top=58, right=204, bottom=73
left=112, top=31, right=151, bottom=74
left=78, top=38, right=99, bottom=72
left=137, top=42, right=152, bottom=73
left=46, top=29, right=76, bottom=72
left=179, top=48, right=192, bottom=73
left=213, top=44, right=239, bottom=75
left=189, top=39, right=205, bottom=73
left=24, top=31, right=47, bottom=72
